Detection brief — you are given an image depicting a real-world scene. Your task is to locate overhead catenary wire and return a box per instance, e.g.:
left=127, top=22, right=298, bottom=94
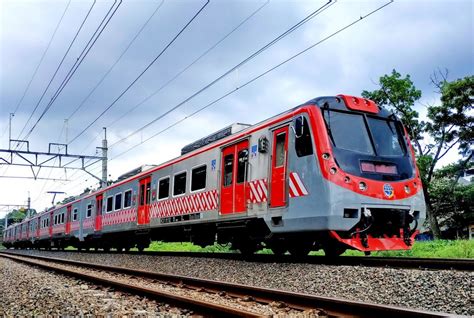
left=108, top=0, right=393, bottom=161
left=30, top=0, right=165, bottom=202
left=9, top=0, right=72, bottom=118
left=21, top=0, right=122, bottom=144
left=68, top=0, right=211, bottom=145
left=67, top=0, right=165, bottom=120
left=15, top=0, right=98, bottom=143
left=104, top=0, right=270, bottom=130
left=73, top=0, right=270, bottom=157
left=0, top=0, right=73, bottom=177
left=109, top=0, right=335, bottom=149
left=20, top=0, right=122, bottom=144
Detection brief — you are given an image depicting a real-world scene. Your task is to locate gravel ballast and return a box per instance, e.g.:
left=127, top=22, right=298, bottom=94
left=3, top=254, right=310, bottom=317
left=0, top=257, right=188, bottom=316
left=5, top=250, right=473, bottom=315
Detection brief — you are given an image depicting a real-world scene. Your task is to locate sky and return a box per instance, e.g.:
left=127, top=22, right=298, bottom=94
left=0, top=0, right=473, bottom=215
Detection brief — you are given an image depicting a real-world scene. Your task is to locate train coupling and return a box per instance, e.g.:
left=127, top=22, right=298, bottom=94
left=329, top=208, right=419, bottom=252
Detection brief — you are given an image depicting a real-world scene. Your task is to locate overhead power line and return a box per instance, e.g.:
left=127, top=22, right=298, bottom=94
left=68, top=0, right=210, bottom=145
left=67, top=0, right=165, bottom=120
left=16, top=0, right=98, bottom=142
left=105, top=0, right=270, bottom=130
left=109, top=0, right=335, bottom=148
left=10, top=0, right=72, bottom=118
left=19, top=0, right=122, bottom=144
left=109, top=0, right=393, bottom=160
left=35, top=0, right=160, bottom=193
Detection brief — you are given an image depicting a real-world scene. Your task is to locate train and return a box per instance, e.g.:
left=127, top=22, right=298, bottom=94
left=3, top=94, right=426, bottom=256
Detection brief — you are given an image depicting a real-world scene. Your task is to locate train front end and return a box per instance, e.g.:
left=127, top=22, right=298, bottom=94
left=311, top=95, right=426, bottom=253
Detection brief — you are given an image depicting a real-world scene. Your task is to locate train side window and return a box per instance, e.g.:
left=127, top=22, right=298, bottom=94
left=86, top=204, right=93, bottom=218
left=61, top=213, right=65, bottom=224
left=223, top=154, right=234, bottom=187
left=295, top=116, right=314, bottom=157
left=139, top=183, right=145, bottom=205
left=275, top=133, right=286, bottom=167
left=191, top=165, right=207, bottom=192
left=106, top=196, right=113, bottom=213
left=237, top=149, right=248, bottom=183
left=173, top=172, right=187, bottom=196
left=115, top=193, right=122, bottom=211
left=72, top=208, right=78, bottom=221
left=146, top=181, right=151, bottom=204
left=124, top=190, right=132, bottom=208
left=158, top=177, right=170, bottom=200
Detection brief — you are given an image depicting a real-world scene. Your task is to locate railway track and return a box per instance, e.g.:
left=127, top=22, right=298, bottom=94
left=0, top=251, right=451, bottom=317
left=6, top=249, right=473, bottom=271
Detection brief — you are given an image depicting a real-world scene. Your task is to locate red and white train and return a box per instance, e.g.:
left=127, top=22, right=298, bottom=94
left=3, top=94, right=426, bottom=256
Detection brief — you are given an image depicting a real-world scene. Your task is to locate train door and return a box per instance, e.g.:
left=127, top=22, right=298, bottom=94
left=95, top=194, right=103, bottom=231
left=138, top=176, right=151, bottom=225
left=26, top=221, right=30, bottom=239
left=270, top=126, right=289, bottom=208
left=65, top=205, right=72, bottom=235
left=220, top=140, right=249, bottom=214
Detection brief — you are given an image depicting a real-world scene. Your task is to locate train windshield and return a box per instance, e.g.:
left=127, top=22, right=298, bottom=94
left=323, top=110, right=405, bottom=156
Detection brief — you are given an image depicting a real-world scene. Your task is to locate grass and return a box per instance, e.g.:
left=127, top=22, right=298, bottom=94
left=144, top=239, right=474, bottom=259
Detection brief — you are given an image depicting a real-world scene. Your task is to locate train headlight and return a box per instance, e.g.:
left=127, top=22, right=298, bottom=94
left=330, top=167, right=337, bottom=175
left=322, top=153, right=330, bottom=160
left=359, top=182, right=367, bottom=191
left=344, top=176, right=351, bottom=183
left=404, top=185, right=411, bottom=194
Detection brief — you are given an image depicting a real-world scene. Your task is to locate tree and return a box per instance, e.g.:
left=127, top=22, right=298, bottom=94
left=429, top=161, right=474, bottom=238
left=362, top=70, right=473, bottom=238
left=4, top=209, right=26, bottom=227
left=421, top=73, right=474, bottom=237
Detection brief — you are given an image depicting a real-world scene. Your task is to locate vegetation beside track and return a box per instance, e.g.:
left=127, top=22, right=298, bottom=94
left=143, top=240, right=474, bottom=258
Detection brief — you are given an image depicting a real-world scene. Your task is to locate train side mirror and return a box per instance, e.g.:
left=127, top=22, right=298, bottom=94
left=292, top=115, right=305, bottom=138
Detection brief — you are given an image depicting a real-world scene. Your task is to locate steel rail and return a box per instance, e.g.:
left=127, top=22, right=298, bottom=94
left=0, top=251, right=451, bottom=317
left=0, top=253, right=261, bottom=317
left=8, top=249, right=472, bottom=271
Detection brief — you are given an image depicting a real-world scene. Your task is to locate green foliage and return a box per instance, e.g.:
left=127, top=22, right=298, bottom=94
left=7, top=209, right=26, bottom=225
left=416, top=154, right=433, bottom=185
left=145, top=241, right=233, bottom=253
left=144, top=240, right=473, bottom=258
left=362, top=69, right=424, bottom=148
left=429, top=161, right=474, bottom=236
left=366, top=240, right=474, bottom=258
left=425, top=75, right=473, bottom=158
left=438, top=75, right=474, bottom=156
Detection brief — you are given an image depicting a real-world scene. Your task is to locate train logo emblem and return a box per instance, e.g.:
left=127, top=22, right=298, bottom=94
left=383, top=184, right=394, bottom=198
left=251, top=144, right=258, bottom=158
